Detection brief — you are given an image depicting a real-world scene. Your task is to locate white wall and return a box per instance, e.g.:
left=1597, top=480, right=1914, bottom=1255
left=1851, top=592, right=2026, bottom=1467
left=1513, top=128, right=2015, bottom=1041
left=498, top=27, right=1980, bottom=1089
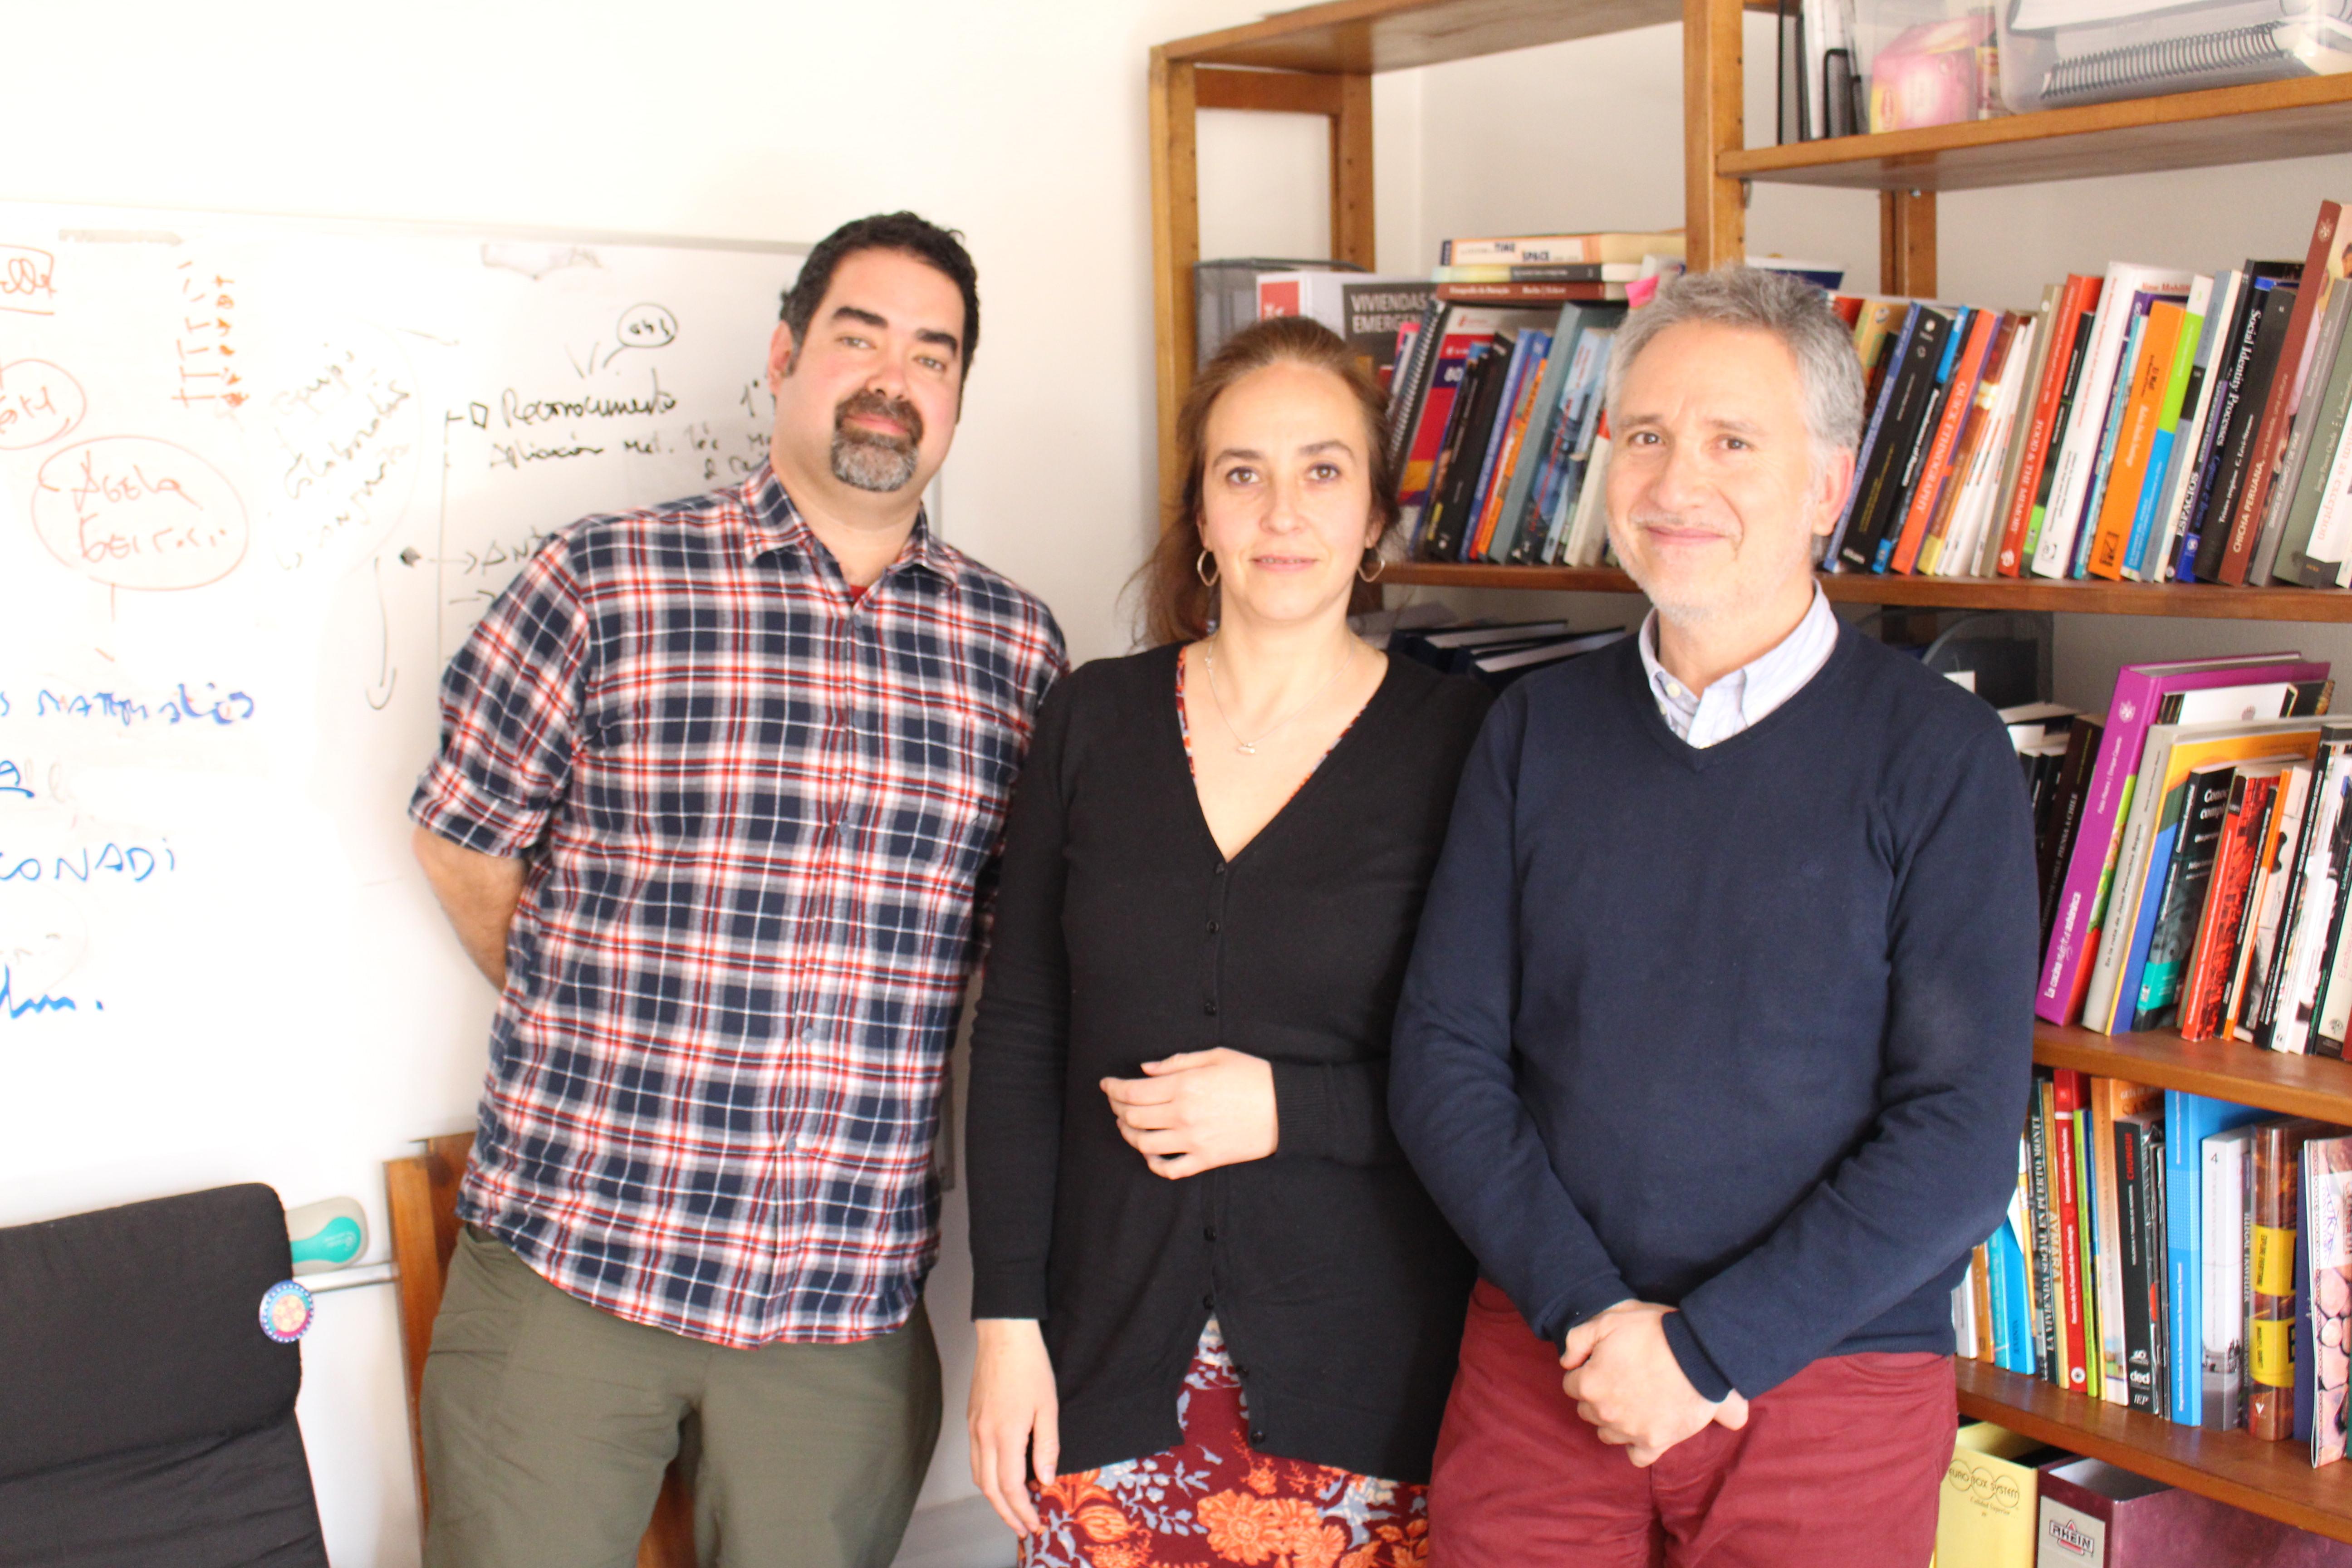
left=1378, top=19, right=2352, bottom=683
left=1, top=3, right=1276, bottom=1566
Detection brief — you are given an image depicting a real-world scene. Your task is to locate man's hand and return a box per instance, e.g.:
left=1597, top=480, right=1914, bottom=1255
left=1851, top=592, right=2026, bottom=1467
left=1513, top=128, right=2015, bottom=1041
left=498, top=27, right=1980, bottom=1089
left=1100, top=1049, right=1277, bottom=1179
left=1559, top=1301, right=1750, bottom=1466
left=969, top=1318, right=1059, bottom=1537
left=411, top=826, right=527, bottom=989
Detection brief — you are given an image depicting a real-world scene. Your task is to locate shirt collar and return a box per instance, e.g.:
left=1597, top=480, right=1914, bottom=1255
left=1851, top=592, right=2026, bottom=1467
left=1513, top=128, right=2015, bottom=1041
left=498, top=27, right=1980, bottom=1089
left=739, top=461, right=953, bottom=590
left=1638, top=584, right=1838, bottom=726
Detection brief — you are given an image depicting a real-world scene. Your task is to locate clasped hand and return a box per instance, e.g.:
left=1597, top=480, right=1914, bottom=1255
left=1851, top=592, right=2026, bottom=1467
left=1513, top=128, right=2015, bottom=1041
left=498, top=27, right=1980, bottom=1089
left=1100, top=1048, right=1277, bottom=1179
left=1559, top=1301, right=1750, bottom=1467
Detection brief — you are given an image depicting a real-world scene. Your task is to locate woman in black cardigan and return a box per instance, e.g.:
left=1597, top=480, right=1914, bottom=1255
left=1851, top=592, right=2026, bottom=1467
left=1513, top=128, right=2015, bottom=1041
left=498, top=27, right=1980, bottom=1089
left=965, top=316, right=1490, bottom=1568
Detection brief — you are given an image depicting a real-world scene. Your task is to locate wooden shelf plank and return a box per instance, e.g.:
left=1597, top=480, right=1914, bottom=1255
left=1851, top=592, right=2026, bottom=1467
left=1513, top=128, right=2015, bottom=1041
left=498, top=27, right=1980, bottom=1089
left=1722, top=74, right=2352, bottom=193
left=1379, top=561, right=2352, bottom=620
left=1161, top=0, right=1769, bottom=75
left=1954, top=1361, right=2352, bottom=1542
left=2033, top=1024, right=2352, bottom=1123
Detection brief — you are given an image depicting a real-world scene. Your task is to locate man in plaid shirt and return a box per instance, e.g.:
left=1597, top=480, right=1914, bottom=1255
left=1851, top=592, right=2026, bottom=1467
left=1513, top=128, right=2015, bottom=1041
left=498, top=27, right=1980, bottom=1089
left=408, top=212, right=1065, bottom=1568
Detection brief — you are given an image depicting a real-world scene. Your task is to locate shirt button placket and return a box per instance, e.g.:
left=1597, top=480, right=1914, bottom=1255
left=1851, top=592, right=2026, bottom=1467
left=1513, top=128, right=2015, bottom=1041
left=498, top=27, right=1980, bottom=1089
left=1200, top=864, right=1229, bottom=1036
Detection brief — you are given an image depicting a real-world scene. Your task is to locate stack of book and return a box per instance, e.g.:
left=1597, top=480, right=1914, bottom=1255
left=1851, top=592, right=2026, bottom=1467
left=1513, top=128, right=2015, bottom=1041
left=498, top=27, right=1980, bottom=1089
left=1388, top=618, right=1629, bottom=691
left=1828, top=197, right=2352, bottom=588
left=1960, top=1074, right=2352, bottom=1465
left=2030, top=652, right=2352, bottom=1048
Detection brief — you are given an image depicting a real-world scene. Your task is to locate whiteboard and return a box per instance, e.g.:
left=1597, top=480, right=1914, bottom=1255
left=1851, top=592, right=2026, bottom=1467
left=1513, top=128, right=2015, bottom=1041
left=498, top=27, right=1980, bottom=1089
left=0, top=201, right=817, bottom=1548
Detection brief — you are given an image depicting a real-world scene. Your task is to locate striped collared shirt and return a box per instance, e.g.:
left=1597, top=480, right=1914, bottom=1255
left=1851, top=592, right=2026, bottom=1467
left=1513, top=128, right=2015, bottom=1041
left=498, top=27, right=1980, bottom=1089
left=410, top=464, right=1065, bottom=1346
left=1637, top=586, right=1839, bottom=749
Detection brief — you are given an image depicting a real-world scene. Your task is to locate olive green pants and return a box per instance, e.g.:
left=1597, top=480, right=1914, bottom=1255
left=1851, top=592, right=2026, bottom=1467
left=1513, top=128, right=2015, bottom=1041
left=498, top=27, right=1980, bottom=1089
left=421, top=1226, right=941, bottom=1568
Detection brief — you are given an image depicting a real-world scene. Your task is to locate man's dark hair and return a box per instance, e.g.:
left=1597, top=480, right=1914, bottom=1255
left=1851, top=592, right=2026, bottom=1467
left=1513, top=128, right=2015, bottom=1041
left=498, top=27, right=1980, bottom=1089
left=779, top=212, right=980, bottom=381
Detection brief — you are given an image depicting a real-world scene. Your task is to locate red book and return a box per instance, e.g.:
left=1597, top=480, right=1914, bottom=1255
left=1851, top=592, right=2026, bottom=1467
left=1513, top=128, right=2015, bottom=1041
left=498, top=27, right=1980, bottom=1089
left=1997, top=274, right=2101, bottom=577
left=2180, top=771, right=2279, bottom=1040
left=1891, top=307, right=2000, bottom=574
left=1435, top=281, right=1627, bottom=304
left=2219, top=200, right=2345, bottom=583
left=2052, top=1068, right=2092, bottom=1393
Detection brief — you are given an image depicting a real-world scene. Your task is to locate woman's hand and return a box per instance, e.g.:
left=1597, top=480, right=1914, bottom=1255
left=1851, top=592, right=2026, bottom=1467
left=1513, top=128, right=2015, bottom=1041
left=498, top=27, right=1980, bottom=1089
left=970, top=1318, right=1059, bottom=1537
left=1100, top=1048, right=1278, bottom=1179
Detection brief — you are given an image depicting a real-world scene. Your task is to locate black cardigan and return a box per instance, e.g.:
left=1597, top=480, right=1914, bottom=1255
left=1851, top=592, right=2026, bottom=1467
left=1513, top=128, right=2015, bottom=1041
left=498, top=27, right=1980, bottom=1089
left=965, top=644, right=1491, bottom=1483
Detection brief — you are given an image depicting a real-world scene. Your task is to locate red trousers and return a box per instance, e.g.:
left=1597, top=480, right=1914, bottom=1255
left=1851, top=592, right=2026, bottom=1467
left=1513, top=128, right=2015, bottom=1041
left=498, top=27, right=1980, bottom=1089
left=1430, top=1279, right=1954, bottom=1568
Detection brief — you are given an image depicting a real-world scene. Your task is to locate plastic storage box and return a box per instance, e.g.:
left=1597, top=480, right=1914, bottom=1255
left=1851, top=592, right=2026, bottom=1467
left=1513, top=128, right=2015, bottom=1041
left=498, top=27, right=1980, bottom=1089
left=1192, top=259, right=1361, bottom=370
left=1852, top=0, right=2352, bottom=130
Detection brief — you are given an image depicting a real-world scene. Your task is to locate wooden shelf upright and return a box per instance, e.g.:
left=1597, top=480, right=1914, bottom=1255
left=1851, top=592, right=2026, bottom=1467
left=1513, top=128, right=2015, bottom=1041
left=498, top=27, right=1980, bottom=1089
left=1151, top=0, right=2352, bottom=1539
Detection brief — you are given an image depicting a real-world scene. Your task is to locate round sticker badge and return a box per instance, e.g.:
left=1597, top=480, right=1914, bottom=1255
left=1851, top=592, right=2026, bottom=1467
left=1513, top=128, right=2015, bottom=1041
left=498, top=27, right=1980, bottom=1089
left=259, top=1279, right=315, bottom=1343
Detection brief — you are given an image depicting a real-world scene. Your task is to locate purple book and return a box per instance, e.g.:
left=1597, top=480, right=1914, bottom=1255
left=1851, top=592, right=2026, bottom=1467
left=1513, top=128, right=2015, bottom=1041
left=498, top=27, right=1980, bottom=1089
left=2038, top=654, right=2330, bottom=1024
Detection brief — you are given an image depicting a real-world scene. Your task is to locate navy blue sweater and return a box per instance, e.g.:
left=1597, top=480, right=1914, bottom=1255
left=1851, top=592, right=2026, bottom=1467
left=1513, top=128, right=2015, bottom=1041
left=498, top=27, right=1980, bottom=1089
left=1389, top=626, right=2036, bottom=1401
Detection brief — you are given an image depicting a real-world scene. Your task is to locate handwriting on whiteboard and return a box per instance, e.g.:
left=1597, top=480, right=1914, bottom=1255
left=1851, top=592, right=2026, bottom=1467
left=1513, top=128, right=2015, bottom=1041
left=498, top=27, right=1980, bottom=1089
left=0, top=682, right=258, bottom=727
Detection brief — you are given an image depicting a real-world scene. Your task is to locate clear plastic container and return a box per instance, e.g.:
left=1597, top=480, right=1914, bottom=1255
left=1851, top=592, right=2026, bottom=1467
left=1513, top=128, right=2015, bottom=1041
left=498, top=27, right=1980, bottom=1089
left=1850, top=0, right=2352, bottom=128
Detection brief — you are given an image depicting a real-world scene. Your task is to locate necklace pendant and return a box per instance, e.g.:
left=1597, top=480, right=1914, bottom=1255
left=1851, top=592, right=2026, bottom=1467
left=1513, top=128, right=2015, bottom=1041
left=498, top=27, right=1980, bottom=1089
left=1235, top=741, right=1257, bottom=755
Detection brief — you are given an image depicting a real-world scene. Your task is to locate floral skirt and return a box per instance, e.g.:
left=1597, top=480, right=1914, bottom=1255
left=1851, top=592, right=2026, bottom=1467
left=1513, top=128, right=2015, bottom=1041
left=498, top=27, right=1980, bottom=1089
left=1019, top=1320, right=1428, bottom=1568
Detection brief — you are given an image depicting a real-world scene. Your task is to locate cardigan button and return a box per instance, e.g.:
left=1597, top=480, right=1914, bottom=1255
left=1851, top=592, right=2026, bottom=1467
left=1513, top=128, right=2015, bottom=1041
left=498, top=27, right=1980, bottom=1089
left=1203, top=1225, right=1216, bottom=1242
left=1206, top=918, right=1219, bottom=934
left=1203, top=1000, right=1218, bottom=1016
left=1250, top=1428, right=1267, bottom=1446
left=1202, top=1292, right=1215, bottom=1310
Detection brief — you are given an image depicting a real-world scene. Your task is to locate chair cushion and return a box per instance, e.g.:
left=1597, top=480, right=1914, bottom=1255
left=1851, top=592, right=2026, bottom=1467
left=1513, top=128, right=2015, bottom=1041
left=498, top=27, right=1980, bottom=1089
left=0, top=1184, right=301, bottom=1480
left=0, top=1413, right=328, bottom=1568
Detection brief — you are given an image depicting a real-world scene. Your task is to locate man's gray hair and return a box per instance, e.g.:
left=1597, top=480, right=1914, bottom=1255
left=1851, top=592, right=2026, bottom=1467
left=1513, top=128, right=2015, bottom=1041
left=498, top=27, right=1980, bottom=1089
left=1605, top=265, right=1865, bottom=460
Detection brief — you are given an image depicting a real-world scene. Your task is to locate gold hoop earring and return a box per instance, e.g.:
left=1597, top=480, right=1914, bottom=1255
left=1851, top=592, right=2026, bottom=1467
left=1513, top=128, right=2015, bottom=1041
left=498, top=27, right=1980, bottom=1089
left=1196, top=549, right=1220, bottom=588
left=1357, top=548, right=1386, bottom=583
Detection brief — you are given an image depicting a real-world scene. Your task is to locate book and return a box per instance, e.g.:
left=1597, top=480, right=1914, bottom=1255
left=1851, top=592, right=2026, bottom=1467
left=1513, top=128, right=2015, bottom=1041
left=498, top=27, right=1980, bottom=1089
left=1951, top=316, right=2038, bottom=576
left=2264, top=276, right=2352, bottom=584
left=2220, top=201, right=2347, bottom=584
left=2116, top=1112, right=2163, bottom=1412
left=2035, top=262, right=2196, bottom=579
left=2127, top=760, right=2237, bottom=1029
left=2193, top=279, right=2301, bottom=583
left=2003, top=276, right=2102, bottom=575
left=2177, top=268, right=2298, bottom=577
left=2122, top=279, right=2211, bottom=579
left=2303, top=1132, right=2352, bottom=1466
left=2281, top=281, right=2352, bottom=586
left=1877, top=306, right=1973, bottom=573
left=2041, top=715, right=2107, bottom=947
left=2087, top=299, right=2190, bottom=580
left=2053, top=1069, right=2092, bottom=1392
left=1488, top=304, right=1609, bottom=564
left=1255, top=272, right=1440, bottom=386
left=1439, top=230, right=1686, bottom=267
left=1942, top=1423, right=2074, bottom=1568
left=2228, top=761, right=2317, bottom=1042
left=1417, top=338, right=1513, bottom=561
left=2179, top=765, right=2293, bottom=1041
left=1430, top=262, right=1642, bottom=283
left=2029, top=303, right=2106, bottom=568
left=2250, top=1119, right=2331, bottom=1441
left=2166, top=1091, right=2272, bottom=1424
left=2270, top=735, right=2352, bottom=1055
left=1396, top=306, right=1549, bottom=514
left=1994, top=284, right=2071, bottom=576
left=2145, top=271, right=2244, bottom=582
left=1831, top=302, right=1928, bottom=568
left=1436, top=280, right=1629, bottom=304
left=2035, top=1455, right=2352, bottom=1565
left=2201, top=1122, right=2259, bottom=1430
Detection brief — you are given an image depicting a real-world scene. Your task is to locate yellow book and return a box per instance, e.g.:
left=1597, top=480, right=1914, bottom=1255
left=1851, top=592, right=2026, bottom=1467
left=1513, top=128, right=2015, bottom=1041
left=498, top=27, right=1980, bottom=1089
left=1937, top=1423, right=2069, bottom=1568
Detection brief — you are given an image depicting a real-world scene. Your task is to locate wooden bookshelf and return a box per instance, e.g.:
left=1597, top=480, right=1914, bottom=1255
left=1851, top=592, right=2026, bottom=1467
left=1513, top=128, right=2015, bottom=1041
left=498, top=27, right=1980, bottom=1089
left=1954, top=1360, right=2352, bottom=1542
left=2034, top=1024, right=2352, bottom=1124
left=1725, top=73, right=2352, bottom=195
left=1150, top=0, right=2352, bottom=1539
left=1381, top=560, right=2352, bottom=621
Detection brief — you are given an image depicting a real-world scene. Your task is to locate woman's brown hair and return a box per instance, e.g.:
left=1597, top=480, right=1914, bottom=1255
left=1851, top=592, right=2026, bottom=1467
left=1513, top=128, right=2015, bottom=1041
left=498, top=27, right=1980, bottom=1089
left=1134, top=315, right=1401, bottom=647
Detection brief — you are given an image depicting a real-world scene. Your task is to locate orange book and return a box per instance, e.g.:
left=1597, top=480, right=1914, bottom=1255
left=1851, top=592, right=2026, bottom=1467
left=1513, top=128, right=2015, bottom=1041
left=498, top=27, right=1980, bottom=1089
left=2085, top=301, right=2188, bottom=581
left=1996, top=274, right=2100, bottom=576
left=1920, top=313, right=2019, bottom=575
left=1890, top=308, right=1999, bottom=574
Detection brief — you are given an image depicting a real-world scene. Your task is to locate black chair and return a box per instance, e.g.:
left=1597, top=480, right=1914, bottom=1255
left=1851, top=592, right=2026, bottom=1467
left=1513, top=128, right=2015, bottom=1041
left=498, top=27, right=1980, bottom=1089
left=0, top=1183, right=329, bottom=1568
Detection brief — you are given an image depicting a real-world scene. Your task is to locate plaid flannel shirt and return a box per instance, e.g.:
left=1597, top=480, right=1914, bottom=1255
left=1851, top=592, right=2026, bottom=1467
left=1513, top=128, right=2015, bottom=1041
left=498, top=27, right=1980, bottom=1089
left=410, top=463, right=1065, bottom=1346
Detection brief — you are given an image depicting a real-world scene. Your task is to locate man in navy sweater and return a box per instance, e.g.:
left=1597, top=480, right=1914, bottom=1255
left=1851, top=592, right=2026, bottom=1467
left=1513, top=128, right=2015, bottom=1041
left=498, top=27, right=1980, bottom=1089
left=1391, top=267, right=2035, bottom=1567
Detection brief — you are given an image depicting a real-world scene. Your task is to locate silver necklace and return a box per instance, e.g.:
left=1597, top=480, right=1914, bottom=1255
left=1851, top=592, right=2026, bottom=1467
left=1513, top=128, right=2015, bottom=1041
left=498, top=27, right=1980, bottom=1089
left=1200, top=636, right=1357, bottom=755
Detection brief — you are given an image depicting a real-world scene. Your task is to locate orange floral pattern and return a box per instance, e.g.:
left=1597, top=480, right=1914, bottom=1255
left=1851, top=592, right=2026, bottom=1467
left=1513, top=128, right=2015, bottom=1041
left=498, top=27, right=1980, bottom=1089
left=1019, top=1321, right=1426, bottom=1568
